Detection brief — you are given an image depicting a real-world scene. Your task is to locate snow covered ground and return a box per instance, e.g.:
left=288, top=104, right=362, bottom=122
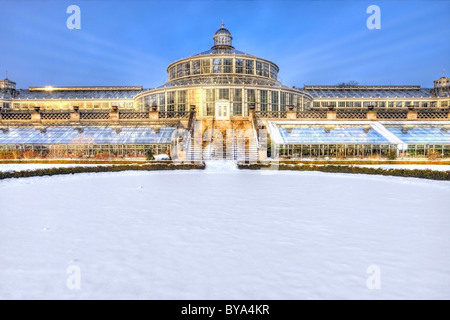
left=0, top=164, right=112, bottom=172
left=0, top=164, right=449, bottom=299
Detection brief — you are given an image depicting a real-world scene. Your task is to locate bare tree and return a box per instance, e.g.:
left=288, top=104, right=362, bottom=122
left=336, top=81, right=359, bottom=87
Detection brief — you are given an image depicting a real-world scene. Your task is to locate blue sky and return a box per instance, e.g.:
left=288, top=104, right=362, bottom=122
left=0, top=0, right=449, bottom=89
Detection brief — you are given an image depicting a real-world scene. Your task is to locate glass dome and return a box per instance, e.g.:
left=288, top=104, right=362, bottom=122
left=212, top=23, right=233, bottom=50
left=165, top=24, right=280, bottom=84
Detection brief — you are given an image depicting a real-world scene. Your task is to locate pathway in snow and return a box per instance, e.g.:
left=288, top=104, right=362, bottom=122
left=203, top=160, right=239, bottom=173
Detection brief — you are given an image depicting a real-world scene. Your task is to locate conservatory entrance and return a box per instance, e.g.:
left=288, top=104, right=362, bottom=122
left=215, top=101, right=230, bottom=120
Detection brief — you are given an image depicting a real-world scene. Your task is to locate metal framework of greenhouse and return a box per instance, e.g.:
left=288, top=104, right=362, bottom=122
left=0, top=143, right=172, bottom=158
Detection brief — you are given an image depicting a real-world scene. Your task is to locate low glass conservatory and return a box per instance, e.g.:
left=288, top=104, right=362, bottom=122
left=268, top=121, right=450, bottom=159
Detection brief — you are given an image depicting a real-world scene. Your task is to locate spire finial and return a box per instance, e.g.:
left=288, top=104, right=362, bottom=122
left=443, top=68, right=446, bottom=78
left=5, top=70, right=8, bottom=80
left=221, top=20, right=224, bottom=28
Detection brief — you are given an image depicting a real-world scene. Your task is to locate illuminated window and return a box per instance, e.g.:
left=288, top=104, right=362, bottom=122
left=201, top=59, right=210, bottom=74
left=167, top=92, right=175, bottom=111
left=177, top=90, right=187, bottom=112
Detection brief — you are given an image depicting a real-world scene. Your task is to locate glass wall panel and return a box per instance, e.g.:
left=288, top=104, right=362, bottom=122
left=167, top=91, right=175, bottom=112
left=213, top=58, right=222, bottom=73
left=177, top=90, right=187, bottom=112
left=205, top=88, right=215, bottom=116
left=260, top=90, right=268, bottom=111
left=256, top=61, right=262, bottom=76
left=235, top=59, right=243, bottom=73
left=271, top=91, right=279, bottom=111
left=201, top=59, right=211, bottom=74
left=183, top=62, right=190, bottom=76
left=169, top=67, right=175, bottom=80
left=263, top=63, right=269, bottom=77
left=247, top=89, right=255, bottom=104
left=218, top=88, right=229, bottom=100
left=223, top=58, right=232, bottom=73
left=158, top=93, right=165, bottom=112
left=245, top=60, right=253, bottom=75
left=192, top=60, right=200, bottom=75
left=280, top=92, right=287, bottom=111
left=270, top=65, right=277, bottom=80
left=233, top=88, right=242, bottom=115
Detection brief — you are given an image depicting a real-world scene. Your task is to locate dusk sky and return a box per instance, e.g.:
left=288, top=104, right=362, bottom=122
left=1, top=0, right=449, bottom=89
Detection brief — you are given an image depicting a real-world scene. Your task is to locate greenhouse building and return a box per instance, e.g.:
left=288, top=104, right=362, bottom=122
left=0, top=24, right=449, bottom=161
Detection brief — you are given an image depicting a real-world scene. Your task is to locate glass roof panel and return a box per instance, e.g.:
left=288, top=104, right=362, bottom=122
left=0, top=126, right=175, bottom=144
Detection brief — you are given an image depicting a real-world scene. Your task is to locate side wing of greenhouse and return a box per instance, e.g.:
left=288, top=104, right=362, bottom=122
left=267, top=121, right=450, bottom=159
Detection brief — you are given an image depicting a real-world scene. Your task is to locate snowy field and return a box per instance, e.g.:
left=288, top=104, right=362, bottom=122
left=0, top=163, right=449, bottom=299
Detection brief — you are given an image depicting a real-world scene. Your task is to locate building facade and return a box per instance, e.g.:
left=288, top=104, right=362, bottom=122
left=0, top=25, right=449, bottom=161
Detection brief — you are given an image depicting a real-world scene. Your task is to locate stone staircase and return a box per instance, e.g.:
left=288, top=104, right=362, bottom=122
left=185, top=118, right=259, bottom=162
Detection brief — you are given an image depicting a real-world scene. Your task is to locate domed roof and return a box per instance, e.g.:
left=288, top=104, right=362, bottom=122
left=215, top=27, right=231, bottom=36
left=212, top=22, right=234, bottom=50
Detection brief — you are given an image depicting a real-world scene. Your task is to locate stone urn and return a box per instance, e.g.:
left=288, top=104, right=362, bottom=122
left=111, top=105, right=118, bottom=112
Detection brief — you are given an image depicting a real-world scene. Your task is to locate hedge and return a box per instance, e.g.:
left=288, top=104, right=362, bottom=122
left=237, top=163, right=450, bottom=181
left=0, top=162, right=205, bottom=180
left=0, top=159, right=148, bottom=165
left=278, top=159, right=450, bottom=165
